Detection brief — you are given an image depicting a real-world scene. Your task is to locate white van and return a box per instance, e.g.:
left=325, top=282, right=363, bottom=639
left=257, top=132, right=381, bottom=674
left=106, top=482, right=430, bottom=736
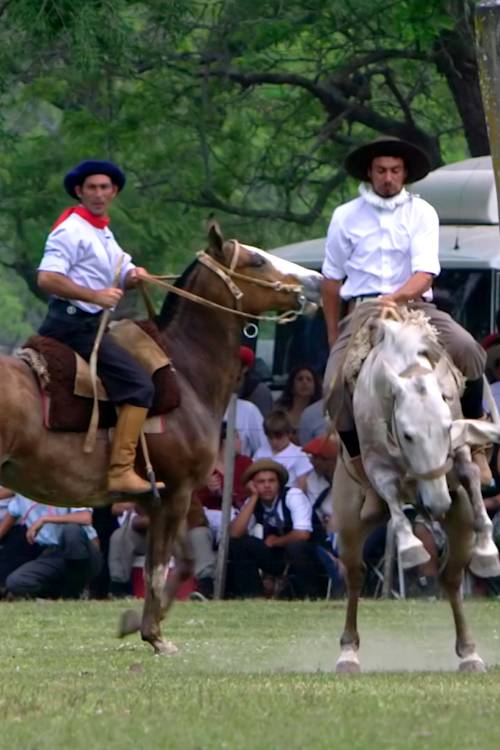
left=257, top=156, right=500, bottom=382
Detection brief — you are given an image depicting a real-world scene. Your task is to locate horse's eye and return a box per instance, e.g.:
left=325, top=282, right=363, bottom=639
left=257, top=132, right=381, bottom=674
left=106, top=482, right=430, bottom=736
left=403, top=433, right=413, bottom=442
left=251, top=253, right=266, bottom=268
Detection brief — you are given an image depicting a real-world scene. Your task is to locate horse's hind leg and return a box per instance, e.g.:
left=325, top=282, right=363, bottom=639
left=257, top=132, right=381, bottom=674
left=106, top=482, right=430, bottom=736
left=454, top=447, right=500, bottom=578
left=440, top=487, right=486, bottom=672
left=334, top=460, right=374, bottom=673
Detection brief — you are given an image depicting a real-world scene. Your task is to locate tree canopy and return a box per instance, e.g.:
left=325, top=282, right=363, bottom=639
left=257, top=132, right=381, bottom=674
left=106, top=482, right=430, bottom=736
left=0, top=0, right=488, bottom=345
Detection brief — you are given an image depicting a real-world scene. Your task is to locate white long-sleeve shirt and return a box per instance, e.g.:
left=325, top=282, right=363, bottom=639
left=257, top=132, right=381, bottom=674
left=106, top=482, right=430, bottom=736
left=322, top=185, right=440, bottom=300
left=38, top=213, right=135, bottom=313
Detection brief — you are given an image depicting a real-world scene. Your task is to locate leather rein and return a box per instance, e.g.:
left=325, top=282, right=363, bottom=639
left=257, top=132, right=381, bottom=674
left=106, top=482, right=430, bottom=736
left=138, top=239, right=308, bottom=324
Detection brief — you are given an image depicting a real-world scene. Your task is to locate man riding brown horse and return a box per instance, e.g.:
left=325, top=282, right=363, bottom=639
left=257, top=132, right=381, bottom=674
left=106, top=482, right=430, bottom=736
left=37, top=160, right=161, bottom=496
left=321, top=136, right=490, bottom=509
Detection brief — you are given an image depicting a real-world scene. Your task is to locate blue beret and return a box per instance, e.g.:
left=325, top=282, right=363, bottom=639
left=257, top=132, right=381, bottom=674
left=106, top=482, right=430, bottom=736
left=63, top=160, right=126, bottom=199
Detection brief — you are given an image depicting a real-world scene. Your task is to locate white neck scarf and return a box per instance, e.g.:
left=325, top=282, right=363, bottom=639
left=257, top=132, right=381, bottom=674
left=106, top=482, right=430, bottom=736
left=359, top=183, right=413, bottom=211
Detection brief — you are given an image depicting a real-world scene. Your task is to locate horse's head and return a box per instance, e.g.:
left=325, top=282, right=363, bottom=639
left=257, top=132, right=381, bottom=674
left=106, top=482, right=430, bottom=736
left=385, top=361, right=453, bottom=519
left=203, top=221, right=322, bottom=317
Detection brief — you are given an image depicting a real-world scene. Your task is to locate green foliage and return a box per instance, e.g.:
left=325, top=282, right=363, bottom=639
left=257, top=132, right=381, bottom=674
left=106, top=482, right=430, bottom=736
left=0, top=0, right=480, bottom=334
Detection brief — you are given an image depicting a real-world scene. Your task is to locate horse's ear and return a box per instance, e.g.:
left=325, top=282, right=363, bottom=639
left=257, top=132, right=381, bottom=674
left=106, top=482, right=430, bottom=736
left=383, top=360, right=406, bottom=399
left=207, top=219, right=225, bottom=261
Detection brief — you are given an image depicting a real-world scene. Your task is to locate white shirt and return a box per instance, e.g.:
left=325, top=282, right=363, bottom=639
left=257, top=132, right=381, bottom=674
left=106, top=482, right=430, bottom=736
left=38, top=213, right=135, bottom=313
left=322, top=185, right=440, bottom=300
left=225, top=398, right=271, bottom=458
left=245, top=487, right=313, bottom=533
left=8, top=494, right=97, bottom=545
left=253, top=442, right=313, bottom=486
left=304, top=470, right=331, bottom=520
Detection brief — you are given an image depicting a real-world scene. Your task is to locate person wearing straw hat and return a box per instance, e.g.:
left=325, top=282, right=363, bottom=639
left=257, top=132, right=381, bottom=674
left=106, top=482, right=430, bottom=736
left=37, top=160, right=161, bottom=495
left=321, top=136, right=489, bottom=491
left=225, top=459, right=323, bottom=598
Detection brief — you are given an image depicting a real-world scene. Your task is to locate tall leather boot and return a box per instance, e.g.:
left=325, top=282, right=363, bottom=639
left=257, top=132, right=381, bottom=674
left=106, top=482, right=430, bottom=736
left=349, top=455, right=387, bottom=523
left=108, top=405, right=164, bottom=495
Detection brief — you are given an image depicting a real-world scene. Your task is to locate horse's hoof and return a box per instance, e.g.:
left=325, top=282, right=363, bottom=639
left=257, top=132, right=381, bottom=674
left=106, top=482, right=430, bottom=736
left=398, top=542, right=431, bottom=570
left=335, top=649, right=360, bottom=674
left=117, top=609, right=142, bottom=638
left=458, top=653, right=486, bottom=673
left=469, top=547, right=500, bottom=579
left=154, top=639, right=179, bottom=656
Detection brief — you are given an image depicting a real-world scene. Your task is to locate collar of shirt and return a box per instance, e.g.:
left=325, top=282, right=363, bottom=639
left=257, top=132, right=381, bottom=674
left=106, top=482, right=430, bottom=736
left=359, top=183, right=412, bottom=211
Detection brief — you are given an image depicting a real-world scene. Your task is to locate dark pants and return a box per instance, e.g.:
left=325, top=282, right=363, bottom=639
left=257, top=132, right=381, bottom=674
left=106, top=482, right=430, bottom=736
left=225, top=536, right=322, bottom=599
left=0, top=525, right=42, bottom=586
left=39, top=304, right=154, bottom=407
left=5, top=524, right=102, bottom=599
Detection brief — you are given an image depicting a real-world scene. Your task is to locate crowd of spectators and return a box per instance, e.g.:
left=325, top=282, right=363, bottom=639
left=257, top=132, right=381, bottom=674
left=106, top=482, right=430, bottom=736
left=2, top=342, right=500, bottom=604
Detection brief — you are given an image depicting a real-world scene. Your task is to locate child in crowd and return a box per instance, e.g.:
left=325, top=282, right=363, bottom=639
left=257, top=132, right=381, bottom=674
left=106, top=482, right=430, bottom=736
left=253, top=410, right=312, bottom=487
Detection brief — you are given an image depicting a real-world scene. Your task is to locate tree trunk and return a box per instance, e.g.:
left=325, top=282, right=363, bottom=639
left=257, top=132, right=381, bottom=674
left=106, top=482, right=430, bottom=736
left=434, top=1, right=490, bottom=156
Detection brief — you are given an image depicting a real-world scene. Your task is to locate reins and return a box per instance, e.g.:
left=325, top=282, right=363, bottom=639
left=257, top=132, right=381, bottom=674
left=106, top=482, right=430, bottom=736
left=137, top=240, right=307, bottom=325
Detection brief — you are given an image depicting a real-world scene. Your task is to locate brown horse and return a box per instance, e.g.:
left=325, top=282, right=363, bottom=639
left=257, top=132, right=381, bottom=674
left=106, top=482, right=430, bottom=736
left=0, top=222, right=322, bottom=654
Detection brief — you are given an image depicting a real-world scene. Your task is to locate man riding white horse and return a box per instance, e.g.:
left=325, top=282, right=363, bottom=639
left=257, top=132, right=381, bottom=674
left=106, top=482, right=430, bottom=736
left=321, top=136, right=490, bottom=516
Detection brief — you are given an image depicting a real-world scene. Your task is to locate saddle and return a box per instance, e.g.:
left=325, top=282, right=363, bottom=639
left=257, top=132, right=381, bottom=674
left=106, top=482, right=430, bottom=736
left=18, top=319, right=181, bottom=432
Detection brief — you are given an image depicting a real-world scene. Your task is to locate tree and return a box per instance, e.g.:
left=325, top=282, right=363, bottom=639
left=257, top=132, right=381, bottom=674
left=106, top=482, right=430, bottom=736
left=0, top=0, right=489, bottom=311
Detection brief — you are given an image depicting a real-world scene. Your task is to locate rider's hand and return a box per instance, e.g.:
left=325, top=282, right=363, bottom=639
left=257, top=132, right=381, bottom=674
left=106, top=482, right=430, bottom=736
left=125, top=267, right=148, bottom=289
left=378, top=294, right=398, bottom=307
left=92, top=287, right=124, bottom=308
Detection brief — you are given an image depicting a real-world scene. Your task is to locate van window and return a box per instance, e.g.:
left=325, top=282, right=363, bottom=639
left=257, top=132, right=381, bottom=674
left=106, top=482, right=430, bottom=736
left=256, top=309, right=329, bottom=384
left=433, top=269, right=492, bottom=342
left=257, top=270, right=492, bottom=385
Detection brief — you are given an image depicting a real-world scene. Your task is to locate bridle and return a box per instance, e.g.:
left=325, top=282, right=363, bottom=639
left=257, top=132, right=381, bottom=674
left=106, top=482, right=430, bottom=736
left=389, top=363, right=454, bottom=481
left=139, top=239, right=308, bottom=324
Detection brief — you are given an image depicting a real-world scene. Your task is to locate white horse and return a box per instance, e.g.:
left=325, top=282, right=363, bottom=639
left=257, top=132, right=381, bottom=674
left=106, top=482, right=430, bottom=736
left=332, top=307, right=500, bottom=673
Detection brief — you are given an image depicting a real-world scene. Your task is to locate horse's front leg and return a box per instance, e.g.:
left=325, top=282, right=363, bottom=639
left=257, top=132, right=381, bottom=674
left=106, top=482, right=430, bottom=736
left=454, top=446, right=500, bottom=578
left=441, top=486, right=486, bottom=672
left=141, top=491, right=194, bottom=655
left=368, top=467, right=430, bottom=570
left=118, top=493, right=192, bottom=655
left=333, top=460, right=379, bottom=673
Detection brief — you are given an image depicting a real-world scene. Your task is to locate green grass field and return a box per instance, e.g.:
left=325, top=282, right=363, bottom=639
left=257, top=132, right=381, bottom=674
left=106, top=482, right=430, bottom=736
left=1, top=598, right=500, bottom=750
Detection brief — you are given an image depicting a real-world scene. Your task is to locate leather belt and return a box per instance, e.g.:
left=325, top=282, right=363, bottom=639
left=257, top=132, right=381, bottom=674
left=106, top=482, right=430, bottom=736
left=48, top=297, right=102, bottom=320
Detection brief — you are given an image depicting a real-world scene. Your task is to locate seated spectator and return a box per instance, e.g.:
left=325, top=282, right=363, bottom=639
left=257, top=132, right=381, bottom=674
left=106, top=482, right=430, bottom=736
left=301, top=435, right=344, bottom=596
left=253, top=410, right=312, bottom=486
left=196, top=423, right=252, bottom=537
left=0, top=486, right=13, bottom=522
left=302, top=435, right=338, bottom=520
left=238, top=346, right=274, bottom=418
left=225, top=459, right=324, bottom=598
left=0, top=493, right=101, bottom=599
left=275, top=364, right=322, bottom=442
left=88, top=505, right=120, bottom=598
left=108, top=497, right=218, bottom=600
left=108, top=502, right=147, bottom=596
left=298, top=399, right=328, bottom=446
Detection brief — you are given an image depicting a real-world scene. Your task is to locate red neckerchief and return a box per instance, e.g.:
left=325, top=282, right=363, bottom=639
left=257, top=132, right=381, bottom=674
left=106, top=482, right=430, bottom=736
left=51, top=205, right=110, bottom=230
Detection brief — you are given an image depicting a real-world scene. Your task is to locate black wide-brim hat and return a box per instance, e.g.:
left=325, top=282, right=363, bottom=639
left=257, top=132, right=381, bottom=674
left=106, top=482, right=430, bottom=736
left=63, top=160, right=126, bottom=199
left=344, top=136, right=432, bottom=183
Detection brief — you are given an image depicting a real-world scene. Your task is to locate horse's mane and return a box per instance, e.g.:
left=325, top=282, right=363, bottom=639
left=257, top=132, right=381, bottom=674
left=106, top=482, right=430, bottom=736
left=344, top=307, right=446, bottom=389
left=156, top=258, right=199, bottom=329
